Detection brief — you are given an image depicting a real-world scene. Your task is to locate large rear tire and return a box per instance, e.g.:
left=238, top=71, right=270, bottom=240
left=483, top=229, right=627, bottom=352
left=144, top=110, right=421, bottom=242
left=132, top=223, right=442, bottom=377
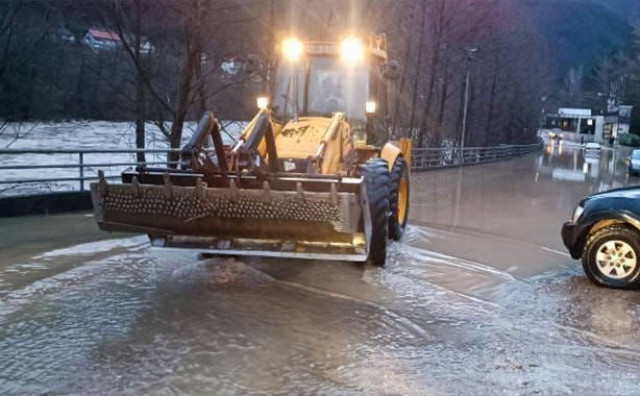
left=363, top=159, right=390, bottom=267
left=388, top=157, right=410, bottom=240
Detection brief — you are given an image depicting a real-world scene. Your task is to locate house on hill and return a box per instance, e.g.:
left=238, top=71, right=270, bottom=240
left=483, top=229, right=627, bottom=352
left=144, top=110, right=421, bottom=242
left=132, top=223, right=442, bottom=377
left=81, top=28, right=154, bottom=54
left=82, top=28, right=121, bottom=50
left=58, top=27, right=76, bottom=43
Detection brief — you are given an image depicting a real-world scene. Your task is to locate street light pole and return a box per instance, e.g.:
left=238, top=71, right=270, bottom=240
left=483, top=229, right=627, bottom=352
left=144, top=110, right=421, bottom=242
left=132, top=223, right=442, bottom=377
left=460, top=47, right=477, bottom=165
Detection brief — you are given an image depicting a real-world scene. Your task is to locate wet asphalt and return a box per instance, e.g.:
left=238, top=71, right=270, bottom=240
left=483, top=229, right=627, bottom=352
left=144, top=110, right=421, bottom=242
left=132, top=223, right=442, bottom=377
left=1, top=141, right=639, bottom=394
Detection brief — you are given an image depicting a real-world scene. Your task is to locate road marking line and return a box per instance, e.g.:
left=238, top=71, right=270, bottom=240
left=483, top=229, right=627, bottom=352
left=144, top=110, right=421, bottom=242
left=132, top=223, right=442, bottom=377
left=542, top=247, right=571, bottom=258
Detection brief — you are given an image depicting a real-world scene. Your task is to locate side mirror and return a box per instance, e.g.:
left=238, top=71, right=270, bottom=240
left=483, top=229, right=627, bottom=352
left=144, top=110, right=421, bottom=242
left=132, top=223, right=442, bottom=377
left=382, top=60, right=400, bottom=80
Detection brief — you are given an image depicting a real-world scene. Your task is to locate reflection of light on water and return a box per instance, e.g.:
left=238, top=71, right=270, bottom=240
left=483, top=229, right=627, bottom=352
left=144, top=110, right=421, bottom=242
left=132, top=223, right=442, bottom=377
left=586, top=156, right=600, bottom=178
left=610, top=149, right=617, bottom=173
left=546, top=143, right=554, bottom=155
left=552, top=168, right=586, bottom=181
left=538, top=143, right=629, bottom=190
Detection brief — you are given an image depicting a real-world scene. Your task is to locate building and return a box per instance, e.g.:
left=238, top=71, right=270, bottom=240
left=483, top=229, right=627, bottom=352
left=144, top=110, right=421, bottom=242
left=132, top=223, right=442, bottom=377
left=81, top=28, right=154, bottom=54
left=220, top=57, right=244, bottom=76
left=82, top=28, right=121, bottom=50
left=57, top=27, right=75, bottom=43
left=541, top=106, right=633, bottom=145
left=618, top=105, right=633, bottom=135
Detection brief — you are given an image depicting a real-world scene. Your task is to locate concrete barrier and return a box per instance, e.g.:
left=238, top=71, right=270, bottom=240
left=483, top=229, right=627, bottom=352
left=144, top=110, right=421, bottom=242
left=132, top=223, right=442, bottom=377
left=0, top=191, right=92, bottom=217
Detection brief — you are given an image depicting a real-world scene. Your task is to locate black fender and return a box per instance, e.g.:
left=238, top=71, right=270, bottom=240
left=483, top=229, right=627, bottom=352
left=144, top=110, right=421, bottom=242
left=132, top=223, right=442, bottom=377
left=570, top=210, right=640, bottom=258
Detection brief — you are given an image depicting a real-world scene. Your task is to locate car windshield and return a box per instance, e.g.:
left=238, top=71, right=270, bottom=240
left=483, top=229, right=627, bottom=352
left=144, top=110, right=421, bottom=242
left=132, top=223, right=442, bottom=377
left=272, top=57, right=369, bottom=122
left=632, top=151, right=640, bottom=159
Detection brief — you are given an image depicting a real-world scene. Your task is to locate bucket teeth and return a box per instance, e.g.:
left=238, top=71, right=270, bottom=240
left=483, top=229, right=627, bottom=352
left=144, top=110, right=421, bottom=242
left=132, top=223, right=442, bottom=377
left=330, top=182, right=338, bottom=205
left=132, top=176, right=142, bottom=197
left=98, top=170, right=108, bottom=197
left=194, top=177, right=206, bottom=199
left=262, top=181, right=272, bottom=201
left=229, top=179, right=239, bottom=201
left=163, top=172, right=173, bottom=199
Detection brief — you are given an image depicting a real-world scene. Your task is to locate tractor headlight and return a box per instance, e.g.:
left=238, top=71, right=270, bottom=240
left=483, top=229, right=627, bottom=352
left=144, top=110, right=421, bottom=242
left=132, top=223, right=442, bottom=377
left=340, top=37, right=364, bottom=65
left=366, top=100, right=377, bottom=114
left=571, top=204, right=584, bottom=223
left=256, top=96, right=269, bottom=110
left=282, top=38, right=303, bottom=62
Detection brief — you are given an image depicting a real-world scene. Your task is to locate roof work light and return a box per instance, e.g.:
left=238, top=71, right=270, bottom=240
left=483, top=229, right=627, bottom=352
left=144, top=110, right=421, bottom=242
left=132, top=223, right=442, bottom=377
left=282, top=37, right=303, bottom=62
left=340, top=37, right=364, bottom=65
left=366, top=100, right=377, bottom=114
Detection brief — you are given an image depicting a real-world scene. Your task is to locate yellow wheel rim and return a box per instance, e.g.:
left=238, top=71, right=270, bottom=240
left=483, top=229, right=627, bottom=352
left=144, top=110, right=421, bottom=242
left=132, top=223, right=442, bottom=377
left=398, top=175, right=408, bottom=224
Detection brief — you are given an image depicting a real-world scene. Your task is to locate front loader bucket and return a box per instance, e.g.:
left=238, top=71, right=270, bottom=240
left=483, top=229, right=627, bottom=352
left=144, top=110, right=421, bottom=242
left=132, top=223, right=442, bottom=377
left=90, top=172, right=370, bottom=262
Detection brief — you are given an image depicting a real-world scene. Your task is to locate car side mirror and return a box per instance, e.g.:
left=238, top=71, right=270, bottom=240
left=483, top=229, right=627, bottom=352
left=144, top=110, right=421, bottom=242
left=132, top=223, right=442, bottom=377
left=382, top=60, right=400, bottom=80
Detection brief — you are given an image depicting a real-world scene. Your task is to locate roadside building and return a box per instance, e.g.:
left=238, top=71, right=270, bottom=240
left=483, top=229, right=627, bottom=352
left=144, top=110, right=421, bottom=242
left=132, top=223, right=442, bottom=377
left=541, top=106, right=633, bottom=145
left=618, top=105, right=633, bottom=135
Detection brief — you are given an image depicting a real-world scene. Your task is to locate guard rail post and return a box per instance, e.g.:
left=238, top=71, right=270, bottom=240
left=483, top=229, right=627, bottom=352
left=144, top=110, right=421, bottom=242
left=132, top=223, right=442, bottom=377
left=79, top=152, right=84, bottom=191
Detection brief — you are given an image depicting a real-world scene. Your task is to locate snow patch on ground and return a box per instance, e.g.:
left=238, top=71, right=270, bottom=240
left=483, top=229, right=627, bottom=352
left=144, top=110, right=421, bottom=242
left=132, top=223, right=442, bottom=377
left=33, top=236, right=148, bottom=259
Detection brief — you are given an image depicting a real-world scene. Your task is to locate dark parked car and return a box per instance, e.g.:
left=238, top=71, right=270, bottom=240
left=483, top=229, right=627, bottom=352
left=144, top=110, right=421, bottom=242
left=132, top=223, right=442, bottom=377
left=562, top=186, right=640, bottom=289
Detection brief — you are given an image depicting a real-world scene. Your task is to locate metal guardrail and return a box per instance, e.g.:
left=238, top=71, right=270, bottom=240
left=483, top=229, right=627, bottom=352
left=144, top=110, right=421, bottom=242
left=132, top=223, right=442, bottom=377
left=411, top=143, right=542, bottom=170
left=0, top=143, right=542, bottom=196
left=0, top=148, right=182, bottom=196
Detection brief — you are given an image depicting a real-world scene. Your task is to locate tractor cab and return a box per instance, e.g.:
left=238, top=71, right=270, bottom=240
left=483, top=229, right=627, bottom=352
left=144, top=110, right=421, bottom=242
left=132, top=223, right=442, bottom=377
left=269, top=37, right=397, bottom=143
left=254, top=36, right=398, bottom=174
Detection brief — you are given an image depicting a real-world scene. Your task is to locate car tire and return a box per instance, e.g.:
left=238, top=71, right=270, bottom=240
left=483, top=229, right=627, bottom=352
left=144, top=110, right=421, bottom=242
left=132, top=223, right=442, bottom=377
left=362, top=159, right=389, bottom=267
left=388, top=157, right=410, bottom=240
left=582, top=225, right=640, bottom=289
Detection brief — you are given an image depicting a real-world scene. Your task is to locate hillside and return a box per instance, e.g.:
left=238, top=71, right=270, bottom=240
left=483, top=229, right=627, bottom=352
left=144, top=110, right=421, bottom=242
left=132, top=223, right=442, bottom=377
left=523, top=0, right=633, bottom=78
left=592, top=0, right=640, bottom=22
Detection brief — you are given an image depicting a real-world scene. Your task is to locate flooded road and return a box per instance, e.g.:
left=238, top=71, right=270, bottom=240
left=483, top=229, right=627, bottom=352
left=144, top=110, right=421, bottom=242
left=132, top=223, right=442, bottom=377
left=2, top=142, right=640, bottom=394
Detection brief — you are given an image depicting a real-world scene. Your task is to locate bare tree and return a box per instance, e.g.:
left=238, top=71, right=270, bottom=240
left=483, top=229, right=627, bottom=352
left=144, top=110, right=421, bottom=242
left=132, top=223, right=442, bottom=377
left=102, top=0, right=262, bottom=164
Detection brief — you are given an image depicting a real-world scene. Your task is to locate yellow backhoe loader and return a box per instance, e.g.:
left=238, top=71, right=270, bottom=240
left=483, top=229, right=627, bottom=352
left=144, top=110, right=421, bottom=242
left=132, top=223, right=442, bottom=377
left=91, top=35, right=411, bottom=266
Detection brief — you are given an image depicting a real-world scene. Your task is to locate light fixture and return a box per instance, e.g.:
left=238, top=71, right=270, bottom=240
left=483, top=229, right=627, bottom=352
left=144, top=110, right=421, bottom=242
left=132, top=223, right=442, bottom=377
left=256, top=96, right=269, bottom=110
left=587, top=119, right=594, bottom=126
left=282, top=37, right=303, bottom=62
left=340, top=37, right=364, bottom=65
left=366, top=100, right=377, bottom=114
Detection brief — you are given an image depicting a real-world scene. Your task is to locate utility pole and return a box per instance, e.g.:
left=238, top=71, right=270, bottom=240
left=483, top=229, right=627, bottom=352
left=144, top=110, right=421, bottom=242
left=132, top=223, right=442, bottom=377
left=195, top=0, right=206, bottom=116
left=266, top=0, right=275, bottom=96
left=134, top=0, right=146, bottom=164
left=409, top=1, right=428, bottom=145
left=459, top=47, right=478, bottom=164
left=538, top=95, right=547, bottom=139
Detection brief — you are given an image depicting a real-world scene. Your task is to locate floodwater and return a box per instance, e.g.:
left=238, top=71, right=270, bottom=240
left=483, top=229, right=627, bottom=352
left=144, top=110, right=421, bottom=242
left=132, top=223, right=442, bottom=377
left=0, top=121, right=243, bottom=196
left=2, top=141, right=640, bottom=394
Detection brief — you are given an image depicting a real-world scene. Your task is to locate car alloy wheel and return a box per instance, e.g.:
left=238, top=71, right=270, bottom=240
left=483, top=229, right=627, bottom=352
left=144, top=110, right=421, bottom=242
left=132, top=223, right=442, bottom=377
left=595, top=240, right=637, bottom=280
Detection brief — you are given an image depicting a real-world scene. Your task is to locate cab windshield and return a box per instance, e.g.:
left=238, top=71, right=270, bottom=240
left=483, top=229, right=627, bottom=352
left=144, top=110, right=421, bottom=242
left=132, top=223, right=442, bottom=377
left=272, top=56, right=369, bottom=122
